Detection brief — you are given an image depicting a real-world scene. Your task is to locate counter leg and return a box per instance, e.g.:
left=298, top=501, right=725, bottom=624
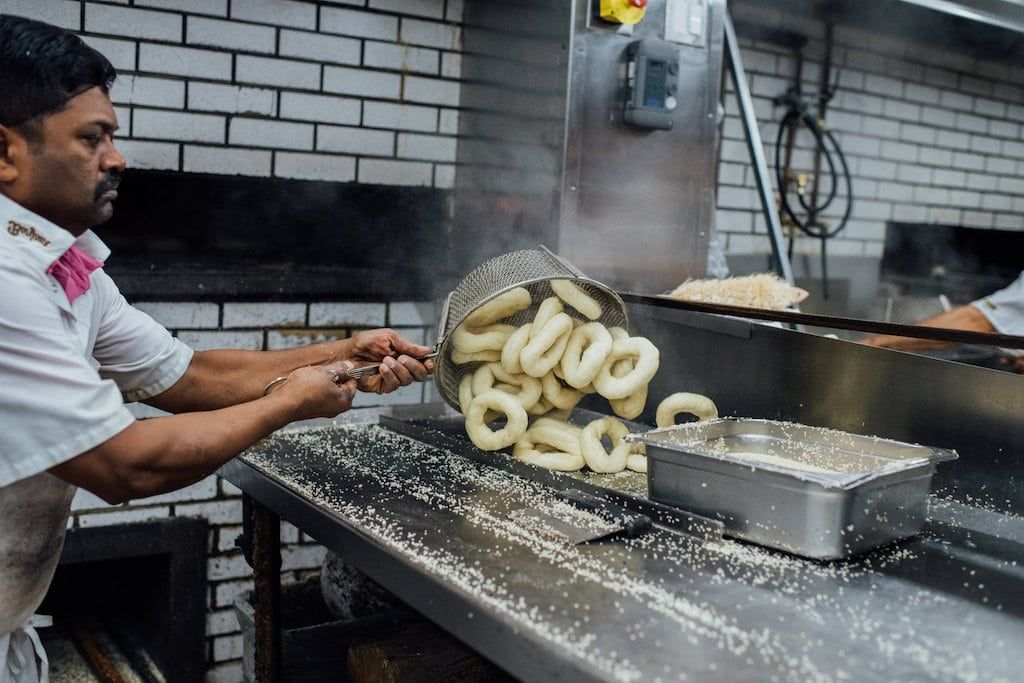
left=243, top=494, right=281, bottom=683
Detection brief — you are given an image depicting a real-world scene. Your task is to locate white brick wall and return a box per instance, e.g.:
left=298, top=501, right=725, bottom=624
left=721, top=5, right=1024, bottom=258
left=7, top=0, right=462, bottom=189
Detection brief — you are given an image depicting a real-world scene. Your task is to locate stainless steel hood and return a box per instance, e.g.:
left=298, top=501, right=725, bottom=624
left=898, top=0, right=1024, bottom=35
left=732, top=0, right=1024, bottom=63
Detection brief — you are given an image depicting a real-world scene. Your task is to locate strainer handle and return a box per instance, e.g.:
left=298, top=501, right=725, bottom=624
left=435, top=292, right=453, bottom=344
left=538, top=244, right=586, bottom=279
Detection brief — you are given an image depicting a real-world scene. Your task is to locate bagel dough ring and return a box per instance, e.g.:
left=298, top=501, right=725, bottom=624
left=451, top=349, right=501, bottom=365
left=520, top=313, right=573, bottom=378
left=459, top=374, right=501, bottom=421
left=555, top=364, right=596, bottom=393
left=606, top=389, right=647, bottom=421
left=501, top=323, right=533, bottom=375
left=626, top=453, right=648, bottom=473
left=607, top=328, right=647, bottom=420
left=458, top=375, right=475, bottom=414
left=545, top=407, right=573, bottom=422
left=655, top=392, right=719, bottom=428
left=592, top=337, right=660, bottom=400
left=527, top=395, right=554, bottom=415
left=625, top=436, right=647, bottom=473
left=530, top=297, right=564, bottom=340
left=513, top=419, right=584, bottom=471
left=610, top=383, right=648, bottom=420
left=550, top=279, right=602, bottom=320
left=452, top=323, right=516, bottom=354
left=580, top=416, right=631, bottom=473
left=608, top=327, right=628, bottom=340
left=559, top=322, right=613, bottom=389
left=465, top=287, right=532, bottom=328
left=465, top=390, right=528, bottom=450
left=540, top=372, right=582, bottom=411
left=471, top=363, right=542, bottom=411
left=532, top=416, right=583, bottom=435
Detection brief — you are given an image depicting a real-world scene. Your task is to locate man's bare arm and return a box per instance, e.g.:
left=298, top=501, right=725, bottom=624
left=50, top=365, right=356, bottom=504
left=862, top=306, right=996, bottom=351
left=148, top=329, right=432, bottom=413
left=147, top=338, right=354, bottom=412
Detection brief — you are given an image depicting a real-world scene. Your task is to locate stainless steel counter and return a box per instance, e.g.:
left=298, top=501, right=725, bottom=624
left=222, top=405, right=1024, bottom=682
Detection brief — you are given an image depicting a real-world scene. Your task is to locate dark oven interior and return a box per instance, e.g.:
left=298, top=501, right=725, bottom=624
left=39, top=518, right=208, bottom=683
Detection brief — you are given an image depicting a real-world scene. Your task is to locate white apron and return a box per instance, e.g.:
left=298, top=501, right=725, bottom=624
left=0, top=615, right=50, bottom=683
left=0, top=473, right=75, bottom=683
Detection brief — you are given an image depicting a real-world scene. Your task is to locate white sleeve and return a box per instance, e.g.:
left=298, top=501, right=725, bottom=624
left=0, top=259, right=134, bottom=488
left=90, top=272, right=194, bottom=402
left=971, top=272, right=1024, bottom=337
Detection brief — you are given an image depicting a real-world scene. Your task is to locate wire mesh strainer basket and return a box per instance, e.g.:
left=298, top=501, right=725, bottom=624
left=433, top=246, right=629, bottom=411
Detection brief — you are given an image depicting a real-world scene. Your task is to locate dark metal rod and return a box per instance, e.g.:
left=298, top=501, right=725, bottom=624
left=812, top=23, right=834, bottom=301
left=250, top=497, right=282, bottom=683
left=724, top=10, right=795, bottom=286
left=68, top=619, right=126, bottom=683
left=808, top=22, right=833, bottom=217
left=619, top=291, right=1024, bottom=349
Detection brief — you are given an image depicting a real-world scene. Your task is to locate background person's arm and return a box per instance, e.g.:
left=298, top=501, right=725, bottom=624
left=50, top=364, right=356, bottom=504
left=862, top=305, right=996, bottom=351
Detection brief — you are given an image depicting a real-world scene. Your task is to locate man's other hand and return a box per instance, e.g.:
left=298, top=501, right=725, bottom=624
left=271, top=362, right=358, bottom=420
left=348, top=328, right=434, bottom=394
left=1002, top=355, right=1024, bottom=374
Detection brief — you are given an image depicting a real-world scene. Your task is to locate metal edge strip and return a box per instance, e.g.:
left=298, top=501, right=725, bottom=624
left=378, top=415, right=724, bottom=542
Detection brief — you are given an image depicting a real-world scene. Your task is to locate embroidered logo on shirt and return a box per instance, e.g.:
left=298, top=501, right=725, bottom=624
left=6, top=220, right=51, bottom=246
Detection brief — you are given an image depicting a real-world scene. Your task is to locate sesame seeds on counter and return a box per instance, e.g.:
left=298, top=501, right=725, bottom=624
left=231, top=422, right=1021, bottom=682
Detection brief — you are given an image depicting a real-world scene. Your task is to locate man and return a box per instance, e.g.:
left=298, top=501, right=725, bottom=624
left=0, top=15, right=433, bottom=680
left=864, top=271, right=1024, bottom=373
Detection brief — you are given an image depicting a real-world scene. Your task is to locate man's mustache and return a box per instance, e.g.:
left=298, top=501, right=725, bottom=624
left=94, top=170, right=122, bottom=200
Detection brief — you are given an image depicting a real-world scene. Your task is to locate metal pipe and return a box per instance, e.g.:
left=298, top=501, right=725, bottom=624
left=67, top=619, right=126, bottom=683
left=811, top=22, right=835, bottom=300
left=808, top=22, right=834, bottom=221
left=619, top=292, right=1024, bottom=349
left=723, top=11, right=795, bottom=286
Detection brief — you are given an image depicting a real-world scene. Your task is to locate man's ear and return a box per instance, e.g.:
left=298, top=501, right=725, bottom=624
left=0, top=125, right=21, bottom=184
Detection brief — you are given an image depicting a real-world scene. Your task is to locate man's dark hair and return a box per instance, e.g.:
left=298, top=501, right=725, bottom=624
left=0, top=14, right=116, bottom=134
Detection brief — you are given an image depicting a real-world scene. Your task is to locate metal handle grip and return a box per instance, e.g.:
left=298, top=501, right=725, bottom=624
left=340, top=351, right=439, bottom=381
left=555, top=489, right=652, bottom=539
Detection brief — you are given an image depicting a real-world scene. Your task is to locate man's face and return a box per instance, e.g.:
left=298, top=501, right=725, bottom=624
left=2, top=87, right=126, bottom=235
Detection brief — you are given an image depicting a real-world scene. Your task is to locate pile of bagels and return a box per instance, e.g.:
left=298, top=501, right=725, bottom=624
left=452, top=280, right=718, bottom=474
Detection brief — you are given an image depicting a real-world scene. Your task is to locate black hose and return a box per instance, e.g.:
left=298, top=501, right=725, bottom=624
left=773, top=106, right=853, bottom=240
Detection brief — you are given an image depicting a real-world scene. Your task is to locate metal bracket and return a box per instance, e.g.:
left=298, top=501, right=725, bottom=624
left=723, top=10, right=795, bottom=287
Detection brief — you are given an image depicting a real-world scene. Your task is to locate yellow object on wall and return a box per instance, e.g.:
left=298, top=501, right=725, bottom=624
left=600, top=0, right=648, bottom=25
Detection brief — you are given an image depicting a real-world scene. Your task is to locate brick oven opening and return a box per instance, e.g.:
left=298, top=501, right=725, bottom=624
left=99, top=170, right=460, bottom=303
left=38, top=518, right=208, bottom=683
left=881, top=222, right=1024, bottom=304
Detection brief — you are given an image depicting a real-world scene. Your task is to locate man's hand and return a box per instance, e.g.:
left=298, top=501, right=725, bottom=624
left=1002, top=355, right=1024, bottom=374
left=270, top=361, right=359, bottom=419
left=348, top=329, right=434, bottom=394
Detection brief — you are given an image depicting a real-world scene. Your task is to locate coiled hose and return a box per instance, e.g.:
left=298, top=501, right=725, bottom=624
left=773, top=98, right=853, bottom=297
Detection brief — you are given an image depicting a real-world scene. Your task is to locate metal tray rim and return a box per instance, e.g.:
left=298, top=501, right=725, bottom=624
left=628, top=417, right=958, bottom=491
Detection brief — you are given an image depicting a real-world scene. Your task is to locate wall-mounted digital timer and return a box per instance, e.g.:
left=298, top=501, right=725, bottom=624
left=624, top=39, right=679, bottom=130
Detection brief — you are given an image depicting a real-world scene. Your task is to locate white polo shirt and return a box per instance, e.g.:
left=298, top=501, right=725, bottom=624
left=972, top=271, right=1024, bottom=338
left=0, top=193, right=193, bottom=655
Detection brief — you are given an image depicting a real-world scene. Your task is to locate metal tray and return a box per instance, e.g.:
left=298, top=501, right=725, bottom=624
left=628, top=418, right=958, bottom=559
